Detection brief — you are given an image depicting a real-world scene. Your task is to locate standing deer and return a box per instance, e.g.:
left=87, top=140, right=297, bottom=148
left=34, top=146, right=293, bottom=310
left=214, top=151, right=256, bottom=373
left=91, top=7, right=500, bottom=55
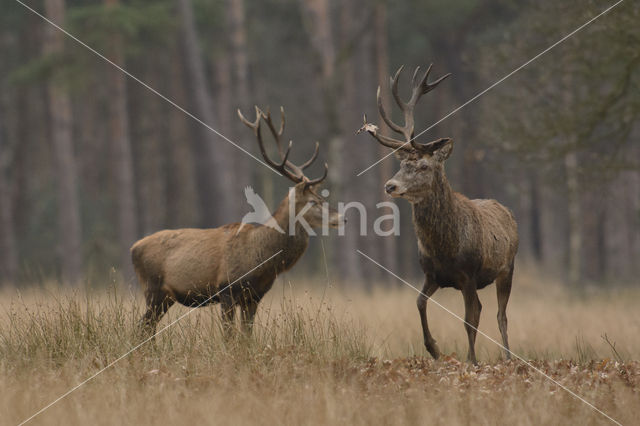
left=132, top=106, right=342, bottom=336
left=359, top=64, right=518, bottom=364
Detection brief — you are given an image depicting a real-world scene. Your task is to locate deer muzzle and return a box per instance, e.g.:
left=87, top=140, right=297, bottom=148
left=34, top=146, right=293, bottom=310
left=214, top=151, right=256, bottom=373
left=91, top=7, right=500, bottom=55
left=385, top=180, right=405, bottom=197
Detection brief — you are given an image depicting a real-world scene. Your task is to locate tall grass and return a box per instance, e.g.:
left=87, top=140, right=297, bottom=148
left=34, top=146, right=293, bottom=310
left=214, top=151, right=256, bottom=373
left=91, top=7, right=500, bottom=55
left=1, top=270, right=638, bottom=425
left=0, top=283, right=372, bottom=376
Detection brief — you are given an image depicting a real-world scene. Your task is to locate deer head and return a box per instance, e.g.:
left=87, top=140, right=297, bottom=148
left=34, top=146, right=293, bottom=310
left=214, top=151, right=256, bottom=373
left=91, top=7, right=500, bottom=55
left=238, top=106, right=342, bottom=229
left=359, top=64, right=452, bottom=203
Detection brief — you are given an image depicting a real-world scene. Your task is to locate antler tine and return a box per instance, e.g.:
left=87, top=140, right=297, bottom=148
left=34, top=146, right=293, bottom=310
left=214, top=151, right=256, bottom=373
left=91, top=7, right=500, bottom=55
left=408, top=65, right=429, bottom=108
left=238, top=106, right=303, bottom=183
left=305, top=162, right=328, bottom=186
left=240, top=105, right=330, bottom=185
left=263, top=107, right=306, bottom=181
left=390, top=65, right=407, bottom=113
left=411, top=64, right=451, bottom=105
left=359, top=63, right=451, bottom=152
left=425, top=71, right=451, bottom=91
left=389, top=65, right=420, bottom=142
left=357, top=114, right=408, bottom=150
left=278, top=106, right=285, bottom=137
left=280, top=140, right=293, bottom=167
left=260, top=108, right=283, bottom=156
left=262, top=106, right=285, bottom=139
left=377, top=86, right=404, bottom=135
left=300, top=141, right=320, bottom=170
left=237, top=105, right=261, bottom=131
left=411, top=65, right=422, bottom=87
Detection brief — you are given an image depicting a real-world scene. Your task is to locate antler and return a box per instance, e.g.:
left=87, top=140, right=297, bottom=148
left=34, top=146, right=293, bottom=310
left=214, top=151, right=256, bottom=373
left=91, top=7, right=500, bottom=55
left=238, top=106, right=328, bottom=186
left=359, top=63, right=450, bottom=152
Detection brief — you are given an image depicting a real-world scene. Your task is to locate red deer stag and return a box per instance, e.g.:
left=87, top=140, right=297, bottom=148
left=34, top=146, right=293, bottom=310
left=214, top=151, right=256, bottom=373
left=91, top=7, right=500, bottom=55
left=132, top=106, right=342, bottom=336
left=359, top=64, right=518, bottom=364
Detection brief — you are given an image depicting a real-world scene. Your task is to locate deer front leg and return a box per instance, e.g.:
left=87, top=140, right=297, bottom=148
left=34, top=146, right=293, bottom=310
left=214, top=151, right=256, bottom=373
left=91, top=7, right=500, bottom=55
left=462, top=285, right=482, bottom=365
left=496, top=264, right=514, bottom=360
left=239, top=284, right=261, bottom=335
left=417, top=277, right=441, bottom=359
left=139, top=289, right=174, bottom=340
left=240, top=297, right=259, bottom=335
left=220, top=294, right=236, bottom=338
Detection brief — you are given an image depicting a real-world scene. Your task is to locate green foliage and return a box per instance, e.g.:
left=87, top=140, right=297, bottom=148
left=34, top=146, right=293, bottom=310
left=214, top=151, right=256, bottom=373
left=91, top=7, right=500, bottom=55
left=476, top=0, right=640, bottom=178
left=193, top=0, right=226, bottom=56
left=68, top=1, right=176, bottom=54
left=8, top=0, right=175, bottom=89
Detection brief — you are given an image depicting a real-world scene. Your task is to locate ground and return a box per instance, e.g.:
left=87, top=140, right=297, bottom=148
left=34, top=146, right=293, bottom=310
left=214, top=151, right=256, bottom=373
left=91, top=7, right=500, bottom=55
left=1, top=269, right=638, bottom=425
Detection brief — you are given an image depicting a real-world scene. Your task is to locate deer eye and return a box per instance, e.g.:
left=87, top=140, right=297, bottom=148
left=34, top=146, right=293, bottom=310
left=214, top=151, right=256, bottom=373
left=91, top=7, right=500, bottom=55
left=419, top=163, right=429, bottom=170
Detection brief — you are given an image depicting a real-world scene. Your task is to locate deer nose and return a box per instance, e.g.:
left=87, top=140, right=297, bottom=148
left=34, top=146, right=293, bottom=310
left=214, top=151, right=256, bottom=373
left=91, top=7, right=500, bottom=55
left=385, top=182, right=397, bottom=194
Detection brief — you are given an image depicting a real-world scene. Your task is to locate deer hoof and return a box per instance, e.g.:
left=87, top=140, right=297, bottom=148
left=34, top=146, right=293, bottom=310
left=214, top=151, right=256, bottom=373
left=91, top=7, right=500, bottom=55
left=426, top=342, right=441, bottom=360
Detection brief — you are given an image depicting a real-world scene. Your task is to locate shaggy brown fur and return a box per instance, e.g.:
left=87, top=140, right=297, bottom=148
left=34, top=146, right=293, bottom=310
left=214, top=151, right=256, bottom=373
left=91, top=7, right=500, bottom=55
left=132, top=107, right=341, bottom=336
left=360, top=64, right=518, bottom=363
left=406, top=153, right=518, bottom=364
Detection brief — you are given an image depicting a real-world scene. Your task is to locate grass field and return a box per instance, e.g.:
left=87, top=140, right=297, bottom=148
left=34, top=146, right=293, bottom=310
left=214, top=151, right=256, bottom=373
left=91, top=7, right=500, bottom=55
left=1, top=269, right=638, bottom=425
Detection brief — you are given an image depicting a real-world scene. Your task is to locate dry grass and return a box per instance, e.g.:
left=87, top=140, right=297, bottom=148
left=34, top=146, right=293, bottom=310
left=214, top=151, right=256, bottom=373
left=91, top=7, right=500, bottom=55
left=1, top=269, right=638, bottom=425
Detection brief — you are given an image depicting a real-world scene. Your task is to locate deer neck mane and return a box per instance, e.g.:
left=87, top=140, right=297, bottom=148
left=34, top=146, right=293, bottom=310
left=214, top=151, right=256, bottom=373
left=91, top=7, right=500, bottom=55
left=258, top=193, right=310, bottom=271
left=412, top=169, right=460, bottom=257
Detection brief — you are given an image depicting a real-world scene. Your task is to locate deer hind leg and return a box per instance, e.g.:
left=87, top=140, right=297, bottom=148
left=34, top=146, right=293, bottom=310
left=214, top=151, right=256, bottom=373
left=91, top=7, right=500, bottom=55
left=417, top=278, right=441, bottom=360
left=462, top=286, right=482, bottom=365
left=496, top=264, right=514, bottom=360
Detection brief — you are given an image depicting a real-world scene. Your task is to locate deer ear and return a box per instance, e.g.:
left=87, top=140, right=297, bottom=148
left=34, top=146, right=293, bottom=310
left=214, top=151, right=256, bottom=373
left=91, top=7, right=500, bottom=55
left=424, top=138, right=453, bottom=161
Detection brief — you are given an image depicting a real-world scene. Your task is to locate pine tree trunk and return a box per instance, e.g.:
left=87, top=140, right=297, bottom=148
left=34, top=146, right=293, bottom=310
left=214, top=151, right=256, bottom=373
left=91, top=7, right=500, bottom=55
left=564, top=150, right=581, bottom=286
left=167, top=53, right=200, bottom=227
left=105, top=0, right=137, bottom=281
left=337, top=0, right=378, bottom=285
left=299, top=0, right=343, bottom=276
left=529, top=171, right=542, bottom=262
left=374, top=1, right=398, bottom=278
left=43, top=0, right=83, bottom=284
left=337, top=0, right=364, bottom=284
left=177, top=0, right=235, bottom=226
left=226, top=0, right=251, bottom=215
left=136, top=72, right=168, bottom=236
left=0, top=100, right=18, bottom=285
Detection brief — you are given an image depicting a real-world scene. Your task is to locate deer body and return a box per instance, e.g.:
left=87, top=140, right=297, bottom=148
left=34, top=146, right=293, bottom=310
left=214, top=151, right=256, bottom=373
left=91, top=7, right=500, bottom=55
left=412, top=178, right=517, bottom=291
left=360, top=64, right=518, bottom=364
left=132, top=199, right=306, bottom=304
left=133, top=106, right=340, bottom=336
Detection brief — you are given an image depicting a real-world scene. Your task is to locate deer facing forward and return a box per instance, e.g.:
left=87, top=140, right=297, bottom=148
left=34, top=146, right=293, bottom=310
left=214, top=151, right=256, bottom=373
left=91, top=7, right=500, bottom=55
left=132, top=106, right=342, bottom=336
left=360, top=64, right=518, bottom=364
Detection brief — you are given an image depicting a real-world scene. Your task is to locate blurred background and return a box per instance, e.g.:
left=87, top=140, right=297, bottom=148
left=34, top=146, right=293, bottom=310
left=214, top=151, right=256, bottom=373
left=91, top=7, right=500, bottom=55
left=0, top=0, right=638, bottom=288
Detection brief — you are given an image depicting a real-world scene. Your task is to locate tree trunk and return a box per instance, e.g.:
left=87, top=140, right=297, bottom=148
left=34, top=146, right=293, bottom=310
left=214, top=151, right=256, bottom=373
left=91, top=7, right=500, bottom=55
left=581, top=185, right=606, bottom=284
left=564, top=151, right=581, bottom=286
left=374, top=1, right=398, bottom=278
left=105, top=0, right=137, bottom=281
left=135, top=72, right=168, bottom=237
left=299, top=0, right=344, bottom=276
left=43, top=0, right=83, bottom=284
left=337, top=0, right=378, bottom=285
left=226, top=0, right=252, bottom=215
left=0, top=100, right=18, bottom=285
left=337, top=0, right=364, bottom=284
left=529, top=171, right=542, bottom=262
left=166, top=53, right=200, bottom=228
left=177, top=0, right=235, bottom=226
